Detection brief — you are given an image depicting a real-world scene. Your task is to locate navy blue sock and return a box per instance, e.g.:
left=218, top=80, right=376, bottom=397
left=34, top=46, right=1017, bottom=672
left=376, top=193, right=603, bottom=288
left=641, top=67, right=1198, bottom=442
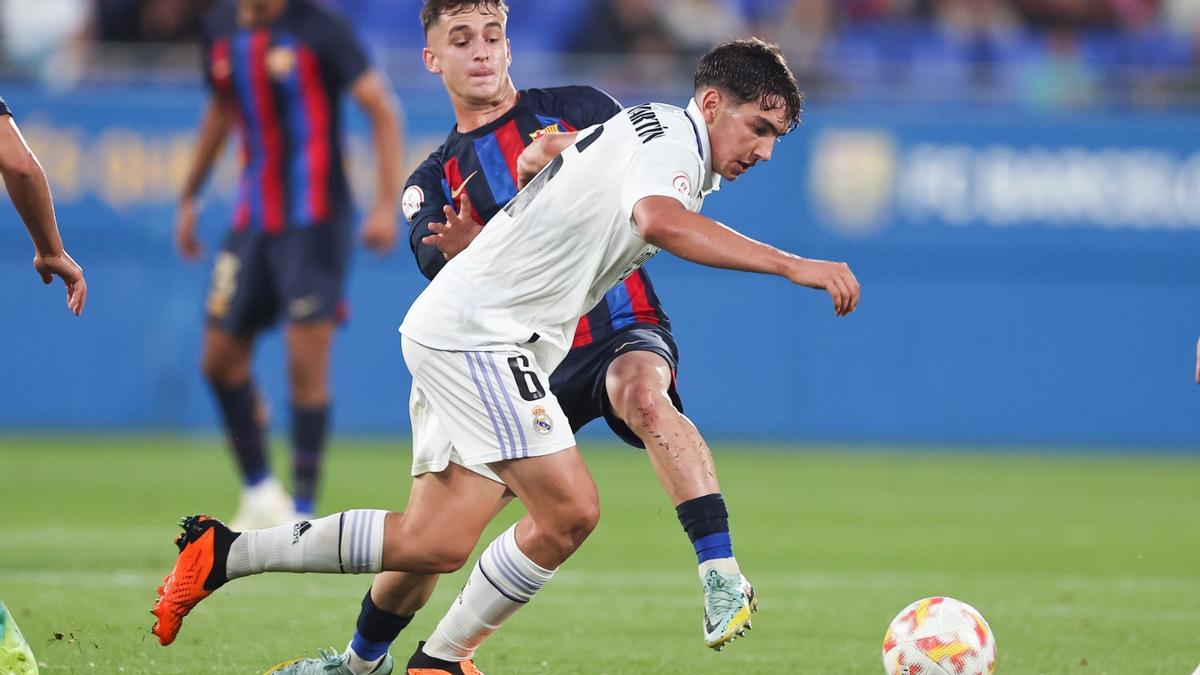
left=675, top=493, right=734, bottom=563
left=212, top=380, right=269, bottom=486
left=349, top=588, right=413, bottom=662
left=291, top=403, right=328, bottom=514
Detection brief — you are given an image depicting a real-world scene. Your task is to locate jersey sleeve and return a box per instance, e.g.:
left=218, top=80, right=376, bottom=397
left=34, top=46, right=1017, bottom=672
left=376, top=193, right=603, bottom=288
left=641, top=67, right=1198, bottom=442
left=0, top=96, right=10, bottom=117
left=405, top=149, right=452, bottom=280
left=548, top=86, right=621, bottom=128
left=620, top=139, right=704, bottom=229
left=569, top=86, right=622, bottom=127
left=317, top=8, right=371, bottom=91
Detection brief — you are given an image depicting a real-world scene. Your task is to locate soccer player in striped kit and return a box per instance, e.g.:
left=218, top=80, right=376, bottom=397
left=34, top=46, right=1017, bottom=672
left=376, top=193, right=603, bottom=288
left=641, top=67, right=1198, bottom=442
left=175, top=0, right=402, bottom=528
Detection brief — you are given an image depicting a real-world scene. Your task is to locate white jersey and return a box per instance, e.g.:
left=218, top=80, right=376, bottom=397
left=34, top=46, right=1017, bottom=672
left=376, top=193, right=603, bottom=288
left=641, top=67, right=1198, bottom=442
left=400, top=99, right=721, bottom=371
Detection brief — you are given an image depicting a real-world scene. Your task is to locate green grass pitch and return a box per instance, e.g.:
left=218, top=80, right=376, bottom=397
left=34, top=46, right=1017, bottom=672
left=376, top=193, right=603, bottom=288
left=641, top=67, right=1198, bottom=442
left=0, top=436, right=1197, bottom=674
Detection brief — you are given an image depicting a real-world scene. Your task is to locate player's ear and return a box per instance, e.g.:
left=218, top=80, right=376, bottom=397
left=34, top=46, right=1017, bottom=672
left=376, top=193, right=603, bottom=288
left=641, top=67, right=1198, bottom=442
left=423, top=47, right=441, bottom=75
left=698, top=87, right=722, bottom=124
left=505, top=38, right=512, bottom=67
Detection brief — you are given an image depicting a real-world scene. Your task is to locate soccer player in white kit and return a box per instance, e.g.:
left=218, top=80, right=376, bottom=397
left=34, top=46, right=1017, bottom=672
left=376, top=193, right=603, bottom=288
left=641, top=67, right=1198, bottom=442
left=152, top=38, right=860, bottom=670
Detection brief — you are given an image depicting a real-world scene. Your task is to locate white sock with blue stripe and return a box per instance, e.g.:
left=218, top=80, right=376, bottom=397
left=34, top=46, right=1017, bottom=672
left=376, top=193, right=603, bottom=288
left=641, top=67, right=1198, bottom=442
left=422, top=523, right=555, bottom=661
left=225, top=509, right=387, bottom=579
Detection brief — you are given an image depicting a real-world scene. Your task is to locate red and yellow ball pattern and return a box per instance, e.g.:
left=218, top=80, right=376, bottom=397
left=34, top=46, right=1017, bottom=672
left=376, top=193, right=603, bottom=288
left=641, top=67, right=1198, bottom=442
left=882, top=597, right=996, bottom=675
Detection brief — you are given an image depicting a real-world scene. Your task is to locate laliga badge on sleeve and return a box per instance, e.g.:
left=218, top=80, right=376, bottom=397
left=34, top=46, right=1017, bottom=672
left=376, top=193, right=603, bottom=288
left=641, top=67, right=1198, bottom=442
left=402, top=185, right=424, bottom=221
left=672, top=172, right=691, bottom=197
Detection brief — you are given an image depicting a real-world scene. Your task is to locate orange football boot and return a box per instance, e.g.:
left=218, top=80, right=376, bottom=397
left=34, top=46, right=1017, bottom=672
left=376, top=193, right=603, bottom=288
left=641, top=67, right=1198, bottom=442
left=406, top=641, right=485, bottom=675
left=150, top=515, right=236, bottom=646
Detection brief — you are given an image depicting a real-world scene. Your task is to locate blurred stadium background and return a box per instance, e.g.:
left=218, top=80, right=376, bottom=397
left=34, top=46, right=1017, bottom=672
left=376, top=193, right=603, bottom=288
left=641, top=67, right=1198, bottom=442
left=1, top=1, right=1199, bottom=673
left=3, top=0, right=1200, bottom=444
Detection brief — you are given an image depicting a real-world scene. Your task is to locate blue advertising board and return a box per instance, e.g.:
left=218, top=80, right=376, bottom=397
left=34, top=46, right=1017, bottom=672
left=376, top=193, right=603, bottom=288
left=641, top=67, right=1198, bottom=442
left=1, top=81, right=1197, bottom=447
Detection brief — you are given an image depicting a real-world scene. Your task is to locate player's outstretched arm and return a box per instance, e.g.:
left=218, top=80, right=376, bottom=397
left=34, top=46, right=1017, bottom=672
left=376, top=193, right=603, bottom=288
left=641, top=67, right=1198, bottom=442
left=633, top=195, right=859, bottom=316
left=351, top=70, right=403, bottom=253
left=176, top=95, right=233, bottom=261
left=0, top=113, right=87, bottom=315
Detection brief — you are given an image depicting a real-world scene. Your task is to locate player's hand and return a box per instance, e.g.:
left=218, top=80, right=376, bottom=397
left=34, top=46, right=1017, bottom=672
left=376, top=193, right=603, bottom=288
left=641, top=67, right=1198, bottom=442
left=517, top=132, right=577, bottom=188
left=361, top=201, right=398, bottom=253
left=517, top=138, right=550, bottom=189
left=422, top=191, right=482, bottom=261
left=175, top=198, right=203, bottom=261
left=786, top=258, right=860, bottom=317
left=33, top=249, right=87, bottom=316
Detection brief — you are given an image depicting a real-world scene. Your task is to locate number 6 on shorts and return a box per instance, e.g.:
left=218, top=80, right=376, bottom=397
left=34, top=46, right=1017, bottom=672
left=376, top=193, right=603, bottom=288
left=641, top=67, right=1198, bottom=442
left=508, top=355, right=547, bottom=401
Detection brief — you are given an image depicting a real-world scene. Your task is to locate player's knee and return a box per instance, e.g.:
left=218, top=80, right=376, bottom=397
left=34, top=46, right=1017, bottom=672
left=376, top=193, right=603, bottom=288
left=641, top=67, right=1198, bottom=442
left=201, top=357, right=221, bottom=384
left=201, top=336, right=252, bottom=386
left=556, top=497, right=600, bottom=550
left=607, top=356, right=672, bottom=424
left=202, top=353, right=243, bottom=386
left=610, top=378, right=667, bottom=431
left=529, top=500, right=599, bottom=560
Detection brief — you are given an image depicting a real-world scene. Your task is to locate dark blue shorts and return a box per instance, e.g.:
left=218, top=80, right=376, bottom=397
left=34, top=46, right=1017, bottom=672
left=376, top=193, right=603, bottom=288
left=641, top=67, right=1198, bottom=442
left=549, top=324, right=683, bottom=449
left=204, top=216, right=353, bottom=336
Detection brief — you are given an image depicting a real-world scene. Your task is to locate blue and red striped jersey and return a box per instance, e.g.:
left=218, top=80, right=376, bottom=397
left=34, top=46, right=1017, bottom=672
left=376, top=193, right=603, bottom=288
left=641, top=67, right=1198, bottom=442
left=202, top=0, right=368, bottom=234
left=405, top=86, right=671, bottom=349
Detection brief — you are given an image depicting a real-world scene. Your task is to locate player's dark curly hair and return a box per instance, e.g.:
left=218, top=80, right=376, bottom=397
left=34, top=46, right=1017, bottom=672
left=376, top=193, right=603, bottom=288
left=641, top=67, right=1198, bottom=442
left=693, top=38, right=804, bottom=133
left=421, top=0, right=509, bottom=35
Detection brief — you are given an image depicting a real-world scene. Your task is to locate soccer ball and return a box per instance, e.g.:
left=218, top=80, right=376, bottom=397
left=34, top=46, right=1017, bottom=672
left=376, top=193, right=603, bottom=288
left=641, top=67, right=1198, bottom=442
left=881, top=596, right=996, bottom=675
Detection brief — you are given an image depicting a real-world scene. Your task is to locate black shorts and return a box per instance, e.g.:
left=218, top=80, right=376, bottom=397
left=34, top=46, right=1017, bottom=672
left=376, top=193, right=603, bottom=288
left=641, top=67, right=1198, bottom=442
left=548, top=324, right=683, bottom=449
left=204, top=215, right=353, bottom=336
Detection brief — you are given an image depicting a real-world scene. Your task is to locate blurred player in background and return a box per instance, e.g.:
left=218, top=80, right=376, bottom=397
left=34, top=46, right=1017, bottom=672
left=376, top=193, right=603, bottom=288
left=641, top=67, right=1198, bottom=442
left=175, top=0, right=403, bottom=528
left=271, top=1, right=769, bottom=672
left=152, top=37, right=859, bottom=673
left=1, top=95, right=87, bottom=316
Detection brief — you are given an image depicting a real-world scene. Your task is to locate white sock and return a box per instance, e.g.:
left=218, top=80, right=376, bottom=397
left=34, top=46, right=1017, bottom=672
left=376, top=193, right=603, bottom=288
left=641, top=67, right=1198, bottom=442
left=423, top=524, right=555, bottom=661
left=699, top=557, right=741, bottom=579
left=344, top=641, right=386, bottom=675
left=225, top=509, right=387, bottom=579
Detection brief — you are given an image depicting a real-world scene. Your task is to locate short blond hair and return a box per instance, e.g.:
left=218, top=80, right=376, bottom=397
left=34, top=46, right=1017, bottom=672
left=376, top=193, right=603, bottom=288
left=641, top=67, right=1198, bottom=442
left=421, top=0, right=509, bottom=35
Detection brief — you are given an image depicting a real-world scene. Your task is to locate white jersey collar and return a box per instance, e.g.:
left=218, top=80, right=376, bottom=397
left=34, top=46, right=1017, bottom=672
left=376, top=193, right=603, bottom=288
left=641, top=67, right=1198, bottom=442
left=685, top=98, right=721, bottom=195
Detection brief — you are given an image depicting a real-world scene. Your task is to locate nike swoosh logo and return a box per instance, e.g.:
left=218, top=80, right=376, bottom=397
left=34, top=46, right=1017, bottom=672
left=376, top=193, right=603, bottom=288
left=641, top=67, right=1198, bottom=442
left=451, top=171, right=478, bottom=200
left=704, top=613, right=722, bottom=635
left=616, top=340, right=646, bottom=352
left=288, top=295, right=321, bottom=319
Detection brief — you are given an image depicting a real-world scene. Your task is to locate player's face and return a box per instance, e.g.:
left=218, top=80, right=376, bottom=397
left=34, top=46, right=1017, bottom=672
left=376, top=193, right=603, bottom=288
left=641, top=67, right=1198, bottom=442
left=700, top=89, right=789, bottom=181
left=423, top=8, right=513, bottom=106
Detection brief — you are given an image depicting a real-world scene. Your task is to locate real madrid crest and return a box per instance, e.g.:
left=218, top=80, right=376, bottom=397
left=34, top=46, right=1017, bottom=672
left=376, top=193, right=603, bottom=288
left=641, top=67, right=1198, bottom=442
left=531, top=406, right=553, bottom=435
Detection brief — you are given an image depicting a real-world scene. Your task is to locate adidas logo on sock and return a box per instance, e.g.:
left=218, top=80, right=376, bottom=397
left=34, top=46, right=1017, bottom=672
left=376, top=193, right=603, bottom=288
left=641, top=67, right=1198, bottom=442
left=291, top=520, right=312, bottom=545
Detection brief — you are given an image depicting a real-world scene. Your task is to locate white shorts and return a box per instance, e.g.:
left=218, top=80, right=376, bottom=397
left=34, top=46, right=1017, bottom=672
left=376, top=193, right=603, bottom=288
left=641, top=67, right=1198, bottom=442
left=402, top=335, right=576, bottom=484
